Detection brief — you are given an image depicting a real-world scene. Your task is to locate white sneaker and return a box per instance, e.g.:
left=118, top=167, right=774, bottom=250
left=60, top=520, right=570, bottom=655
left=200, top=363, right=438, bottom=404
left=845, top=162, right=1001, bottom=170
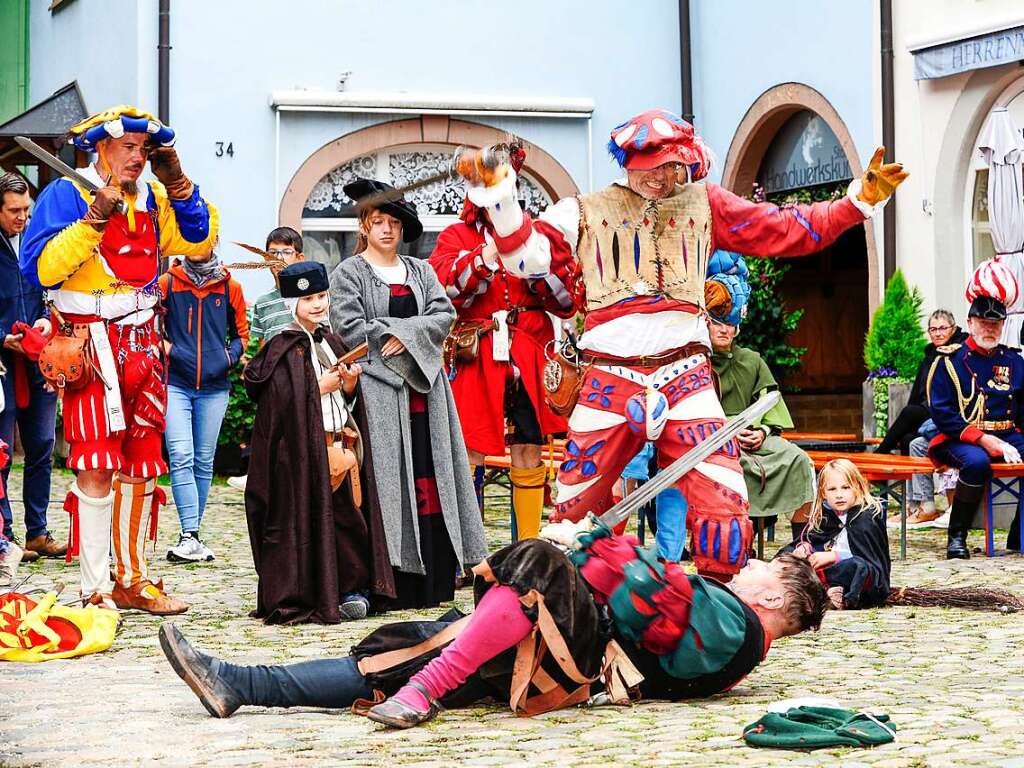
left=227, top=475, right=247, bottom=491
left=197, top=539, right=215, bottom=561
left=0, top=542, right=23, bottom=588
left=167, top=533, right=214, bottom=563
left=927, top=511, right=951, bottom=529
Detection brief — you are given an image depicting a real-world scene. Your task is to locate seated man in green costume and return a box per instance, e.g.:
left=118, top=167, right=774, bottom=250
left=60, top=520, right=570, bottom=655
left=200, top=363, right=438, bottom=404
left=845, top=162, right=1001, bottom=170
left=706, top=252, right=815, bottom=542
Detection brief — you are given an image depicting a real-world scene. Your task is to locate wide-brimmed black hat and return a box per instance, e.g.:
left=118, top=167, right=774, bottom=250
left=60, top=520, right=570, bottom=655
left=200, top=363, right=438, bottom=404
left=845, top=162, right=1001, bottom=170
left=279, top=261, right=329, bottom=299
left=968, top=295, right=1007, bottom=321
left=343, top=178, right=423, bottom=243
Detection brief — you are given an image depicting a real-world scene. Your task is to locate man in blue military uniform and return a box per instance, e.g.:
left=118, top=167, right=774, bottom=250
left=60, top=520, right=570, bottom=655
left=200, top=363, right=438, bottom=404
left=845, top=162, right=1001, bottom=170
left=927, top=259, right=1024, bottom=559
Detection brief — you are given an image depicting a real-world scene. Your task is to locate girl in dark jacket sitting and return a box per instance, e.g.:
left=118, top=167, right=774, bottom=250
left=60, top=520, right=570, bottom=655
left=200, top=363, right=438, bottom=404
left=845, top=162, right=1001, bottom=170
left=875, top=309, right=967, bottom=455
left=777, top=459, right=890, bottom=610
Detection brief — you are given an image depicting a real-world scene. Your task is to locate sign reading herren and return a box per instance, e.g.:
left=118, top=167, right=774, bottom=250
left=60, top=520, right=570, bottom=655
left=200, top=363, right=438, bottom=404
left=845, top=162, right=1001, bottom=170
left=757, top=111, right=852, bottom=195
left=913, top=25, right=1024, bottom=81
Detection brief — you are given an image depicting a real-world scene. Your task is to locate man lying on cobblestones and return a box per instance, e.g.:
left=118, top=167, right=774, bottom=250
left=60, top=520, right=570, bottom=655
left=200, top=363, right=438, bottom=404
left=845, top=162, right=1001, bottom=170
left=160, top=521, right=829, bottom=725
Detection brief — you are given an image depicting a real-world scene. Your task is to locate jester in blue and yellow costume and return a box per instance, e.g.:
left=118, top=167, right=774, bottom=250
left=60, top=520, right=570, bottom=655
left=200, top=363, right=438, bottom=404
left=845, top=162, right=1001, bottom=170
left=21, top=106, right=218, bottom=614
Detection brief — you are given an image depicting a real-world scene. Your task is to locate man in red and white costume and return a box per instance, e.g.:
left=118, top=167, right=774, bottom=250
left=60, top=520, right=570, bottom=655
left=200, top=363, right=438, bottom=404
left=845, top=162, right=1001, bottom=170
left=430, top=146, right=577, bottom=540
left=460, top=109, right=907, bottom=581
left=21, top=106, right=219, bottom=613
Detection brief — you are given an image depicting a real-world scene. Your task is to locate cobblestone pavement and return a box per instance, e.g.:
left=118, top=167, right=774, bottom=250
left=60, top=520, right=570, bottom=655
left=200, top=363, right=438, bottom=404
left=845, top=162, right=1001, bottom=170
left=3, top=469, right=1024, bottom=767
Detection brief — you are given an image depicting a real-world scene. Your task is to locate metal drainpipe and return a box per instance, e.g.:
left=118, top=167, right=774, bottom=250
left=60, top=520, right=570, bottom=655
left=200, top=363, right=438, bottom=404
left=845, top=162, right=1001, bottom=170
left=679, top=0, right=694, bottom=124
left=158, top=0, right=171, bottom=124
left=880, top=0, right=896, bottom=283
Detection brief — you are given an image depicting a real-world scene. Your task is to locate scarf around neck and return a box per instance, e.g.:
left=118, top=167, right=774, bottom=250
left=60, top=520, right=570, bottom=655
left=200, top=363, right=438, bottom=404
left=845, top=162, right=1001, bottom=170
left=181, top=254, right=224, bottom=288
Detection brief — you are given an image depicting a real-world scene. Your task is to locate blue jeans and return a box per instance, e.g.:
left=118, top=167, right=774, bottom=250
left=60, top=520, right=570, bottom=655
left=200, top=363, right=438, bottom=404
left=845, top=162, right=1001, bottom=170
left=219, top=654, right=372, bottom=709
left=165, top=385, right=229, bottom=534
left=655, top=487, right=688, bottom=562
left=0, top=364, right=57, bottom=540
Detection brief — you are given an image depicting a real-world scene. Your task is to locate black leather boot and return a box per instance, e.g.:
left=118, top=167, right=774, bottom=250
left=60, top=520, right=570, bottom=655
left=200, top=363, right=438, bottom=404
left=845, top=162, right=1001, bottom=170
left=947, top=481, right=984, bottom=560
left=1008, top=512, right=1022, bottom=552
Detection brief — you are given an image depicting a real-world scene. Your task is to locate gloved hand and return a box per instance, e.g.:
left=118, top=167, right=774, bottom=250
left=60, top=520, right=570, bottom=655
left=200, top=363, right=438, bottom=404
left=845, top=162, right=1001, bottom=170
left=1002, top=440, right=1022, bottom=465
left=85, top=185, right=124, bottom=227
left=150, top=146, right=193, bottom=200
left=705, top=273, right=750, bottom=325
left=539, top=513, right=597, bottom=549
left=704, top=279, right=732, bottom=318
left=857, top=147, right=908, bottom=207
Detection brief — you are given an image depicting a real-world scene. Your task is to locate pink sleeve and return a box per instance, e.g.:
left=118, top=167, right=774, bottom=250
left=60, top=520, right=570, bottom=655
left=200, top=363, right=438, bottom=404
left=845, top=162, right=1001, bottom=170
left=708, top=183, right=866, bottom=258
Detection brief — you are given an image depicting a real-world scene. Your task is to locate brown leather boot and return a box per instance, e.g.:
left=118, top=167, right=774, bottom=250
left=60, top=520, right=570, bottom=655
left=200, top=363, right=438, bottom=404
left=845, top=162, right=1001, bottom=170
left=25, top=533, right=69, bottom=558
left=112, top=579, right=189, bottom=615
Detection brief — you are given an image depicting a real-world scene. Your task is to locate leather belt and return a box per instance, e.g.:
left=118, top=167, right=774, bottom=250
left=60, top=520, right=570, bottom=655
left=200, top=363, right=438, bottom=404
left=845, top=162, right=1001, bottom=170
left=326, top=431, right=357, bottom=448
left=580, top=342, right=708, bottom=368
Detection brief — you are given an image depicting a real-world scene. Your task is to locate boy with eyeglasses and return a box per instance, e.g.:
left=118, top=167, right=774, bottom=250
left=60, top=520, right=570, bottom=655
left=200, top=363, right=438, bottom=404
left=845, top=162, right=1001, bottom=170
left=249, top=227, right=306, bottom=347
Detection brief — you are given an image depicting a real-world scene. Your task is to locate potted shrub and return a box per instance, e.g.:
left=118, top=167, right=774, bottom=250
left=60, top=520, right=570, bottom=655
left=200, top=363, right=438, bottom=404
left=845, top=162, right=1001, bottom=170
left=863, top=270, right=927, bottom=438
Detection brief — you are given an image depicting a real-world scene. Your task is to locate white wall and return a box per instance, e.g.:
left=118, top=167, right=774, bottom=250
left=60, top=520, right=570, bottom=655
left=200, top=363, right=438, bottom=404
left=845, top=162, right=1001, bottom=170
left=691, top=0, right=875, bottom=185
left=889, top=0, right=1024, bottom=317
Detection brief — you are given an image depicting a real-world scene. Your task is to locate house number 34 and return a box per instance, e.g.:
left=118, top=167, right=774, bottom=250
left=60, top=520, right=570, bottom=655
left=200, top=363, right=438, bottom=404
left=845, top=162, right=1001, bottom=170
left=215, top=142, right=234, bottom=158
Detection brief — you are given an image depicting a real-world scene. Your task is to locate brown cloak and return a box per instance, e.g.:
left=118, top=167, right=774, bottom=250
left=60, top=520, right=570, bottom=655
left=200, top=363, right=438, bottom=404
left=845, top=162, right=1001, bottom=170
left=243, top=327, right=395, bottom=624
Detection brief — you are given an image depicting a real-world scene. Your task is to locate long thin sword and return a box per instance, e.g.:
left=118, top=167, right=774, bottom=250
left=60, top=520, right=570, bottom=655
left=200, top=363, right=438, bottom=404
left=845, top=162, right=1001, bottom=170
left=598, top=391, right=780, bottom=528
left=14, top=135, right=127, bottom=214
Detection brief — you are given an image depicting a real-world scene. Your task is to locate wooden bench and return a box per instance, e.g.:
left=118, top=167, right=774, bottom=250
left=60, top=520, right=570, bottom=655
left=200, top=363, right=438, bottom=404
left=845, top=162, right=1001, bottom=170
left=783, top=432, right=858, bottom=442
left=805, top=450, right=1024, bottom=558
left=482, top=441, right=1024, bottom=559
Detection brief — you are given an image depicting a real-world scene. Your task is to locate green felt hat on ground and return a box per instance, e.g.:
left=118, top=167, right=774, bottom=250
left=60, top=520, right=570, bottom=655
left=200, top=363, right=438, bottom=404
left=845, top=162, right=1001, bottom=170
left=743, top=706, right=897, bottom=750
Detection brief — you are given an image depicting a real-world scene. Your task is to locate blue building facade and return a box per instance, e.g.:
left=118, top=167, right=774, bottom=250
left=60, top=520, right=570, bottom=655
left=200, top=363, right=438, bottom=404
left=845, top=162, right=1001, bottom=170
left=25, top=0, right=688, bottom=295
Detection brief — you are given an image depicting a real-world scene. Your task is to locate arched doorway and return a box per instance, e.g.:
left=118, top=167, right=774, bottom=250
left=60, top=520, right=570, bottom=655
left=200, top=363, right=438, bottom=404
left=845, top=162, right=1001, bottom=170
left=722, top=83, right=874, bottom=433
left=279, top=117, right=579, bottom=270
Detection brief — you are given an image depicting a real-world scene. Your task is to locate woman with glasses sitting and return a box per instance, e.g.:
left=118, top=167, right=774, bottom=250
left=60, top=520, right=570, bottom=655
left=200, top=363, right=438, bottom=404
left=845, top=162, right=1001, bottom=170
left=875, top=310, right=967, bottom=457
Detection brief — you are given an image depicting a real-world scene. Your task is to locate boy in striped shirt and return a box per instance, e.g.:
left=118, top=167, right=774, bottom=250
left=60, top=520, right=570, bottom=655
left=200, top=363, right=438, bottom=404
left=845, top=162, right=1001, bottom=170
left=250, top=227, right=305, bottom=346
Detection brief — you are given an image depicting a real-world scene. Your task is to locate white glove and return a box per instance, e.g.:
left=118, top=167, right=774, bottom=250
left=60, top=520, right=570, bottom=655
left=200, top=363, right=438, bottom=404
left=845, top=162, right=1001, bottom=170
left=1001, top=440, right=1022, bottom=465
left=538, top=514, right=596, bottom=549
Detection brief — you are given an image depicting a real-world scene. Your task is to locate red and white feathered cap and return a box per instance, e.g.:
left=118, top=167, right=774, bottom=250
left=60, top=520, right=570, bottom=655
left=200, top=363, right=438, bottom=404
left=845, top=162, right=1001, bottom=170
left=966, top=258, right=1018, bottom=318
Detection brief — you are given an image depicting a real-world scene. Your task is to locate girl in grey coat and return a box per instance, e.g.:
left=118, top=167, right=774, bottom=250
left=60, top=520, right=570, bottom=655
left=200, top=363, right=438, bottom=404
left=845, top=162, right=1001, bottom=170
left=329, top=179, right=487, bottom=609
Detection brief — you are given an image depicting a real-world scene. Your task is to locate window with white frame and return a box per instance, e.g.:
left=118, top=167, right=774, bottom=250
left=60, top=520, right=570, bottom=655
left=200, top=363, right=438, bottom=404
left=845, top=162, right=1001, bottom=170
left=300, top=144, right=553, bottom=271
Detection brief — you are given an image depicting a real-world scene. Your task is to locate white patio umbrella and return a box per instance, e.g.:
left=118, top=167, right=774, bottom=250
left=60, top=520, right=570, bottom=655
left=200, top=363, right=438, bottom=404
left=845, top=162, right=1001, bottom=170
left=978, top=107, right=1024, bottom=345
